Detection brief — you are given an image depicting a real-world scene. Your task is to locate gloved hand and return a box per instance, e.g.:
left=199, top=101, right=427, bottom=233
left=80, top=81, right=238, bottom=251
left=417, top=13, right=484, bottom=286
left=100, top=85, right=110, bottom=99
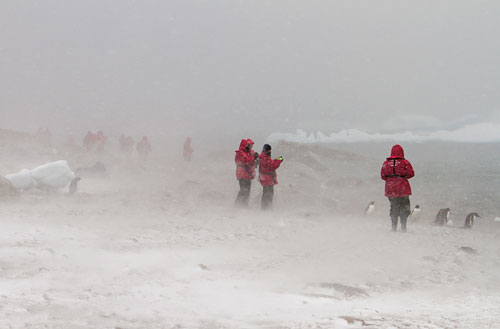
left=277, top=156, right=284, bottom=161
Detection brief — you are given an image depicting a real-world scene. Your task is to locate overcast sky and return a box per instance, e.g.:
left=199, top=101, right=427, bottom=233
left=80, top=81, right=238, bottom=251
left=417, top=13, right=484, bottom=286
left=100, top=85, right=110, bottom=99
left=1, top=1, right=499, bottom=140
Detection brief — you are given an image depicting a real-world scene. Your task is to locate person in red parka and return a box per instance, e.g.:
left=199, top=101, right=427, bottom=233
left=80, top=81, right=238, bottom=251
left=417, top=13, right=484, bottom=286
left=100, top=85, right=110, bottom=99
left=136, top=136, right=152, bottom=160
left=381, top=144, right=415, bottom=232
left=95, top=131, right=107, bottom=152
left=183, top=137, right=194, bottom=161
left=83, top=131, right=97, bottom=151
left=234, top=139, right=258, bottom=207
left=259, top=144, right=283, bottom=210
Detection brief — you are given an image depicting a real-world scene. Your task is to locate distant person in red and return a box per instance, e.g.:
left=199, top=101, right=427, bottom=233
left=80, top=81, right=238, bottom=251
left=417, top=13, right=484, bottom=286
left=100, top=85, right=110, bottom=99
left=119, top=134, right=134, bottom=154
left=183, top=137, right=194, bottom=161
left=234, top=139, right=258, bottom=207
left=381, top=144, right=415, bottom=232
left=136, top=136, right=152, bottom=159
left=259, top=144, right=283, bottom=210
left=83, top=131, right=97, bottom=151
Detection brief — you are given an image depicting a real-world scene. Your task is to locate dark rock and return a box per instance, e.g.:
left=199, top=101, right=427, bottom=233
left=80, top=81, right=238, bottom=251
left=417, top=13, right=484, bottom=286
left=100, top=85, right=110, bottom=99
left=459, top=246, right=478, bottom=254
left=75, top=162, right=107, bottom=178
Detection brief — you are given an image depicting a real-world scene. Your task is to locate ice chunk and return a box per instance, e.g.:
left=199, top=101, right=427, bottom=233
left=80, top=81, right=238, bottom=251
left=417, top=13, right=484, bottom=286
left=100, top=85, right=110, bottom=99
left=31, top=160, right=75, bottom=189
left=5, top=169, right=36, bottom=190
left=5, top=160, right=75, bottom=190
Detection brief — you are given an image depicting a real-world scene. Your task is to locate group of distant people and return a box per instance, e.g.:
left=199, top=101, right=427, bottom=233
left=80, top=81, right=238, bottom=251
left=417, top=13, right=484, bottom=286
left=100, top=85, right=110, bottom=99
left=35, top=128, right=195, bottom=162
left=118, top=134, right=152, bottom=160
left=83, top=131, right=108, bottom=152
left=80, top=131, right=194, bottom=161
left=234, top=139, right=283, bottom=210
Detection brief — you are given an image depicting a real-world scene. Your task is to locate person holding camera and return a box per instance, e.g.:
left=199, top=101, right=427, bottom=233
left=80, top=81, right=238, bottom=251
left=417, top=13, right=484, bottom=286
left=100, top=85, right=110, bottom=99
left=258, top=144, right=283, bottom=210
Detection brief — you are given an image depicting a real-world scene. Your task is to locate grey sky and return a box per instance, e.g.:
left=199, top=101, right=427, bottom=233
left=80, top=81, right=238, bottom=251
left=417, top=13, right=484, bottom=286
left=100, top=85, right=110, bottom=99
left=1, top=1, right=499, bottom=140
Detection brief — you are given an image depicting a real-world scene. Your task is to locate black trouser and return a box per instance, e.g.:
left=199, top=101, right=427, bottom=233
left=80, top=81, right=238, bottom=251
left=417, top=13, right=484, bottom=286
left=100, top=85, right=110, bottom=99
left=261, top=185, right=274, bottom=210
left=388, top=196, right=411, bottom=231
left=235, top=179, right=251, bottom=207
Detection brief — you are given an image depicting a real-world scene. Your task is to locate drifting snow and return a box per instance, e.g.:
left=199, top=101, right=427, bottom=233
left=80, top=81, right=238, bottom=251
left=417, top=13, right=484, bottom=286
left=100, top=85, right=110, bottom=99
left=1, top=135, right=500, bottom=328
left=267, top=123, right=500, bottom=144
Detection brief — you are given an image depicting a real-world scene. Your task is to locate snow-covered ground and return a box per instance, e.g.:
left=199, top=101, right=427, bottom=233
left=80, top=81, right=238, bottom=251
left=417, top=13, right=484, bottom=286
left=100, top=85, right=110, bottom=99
left=1, top=134, right=500, bottom=328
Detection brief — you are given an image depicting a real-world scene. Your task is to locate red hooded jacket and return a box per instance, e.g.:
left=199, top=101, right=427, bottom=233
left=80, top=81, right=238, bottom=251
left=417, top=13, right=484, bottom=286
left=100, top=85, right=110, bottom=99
left=259, top=152, right=282, bottom=186
left=83, top=131, right=96, bottom=150
left=381, top=145, right=414, bottom=197
left=235, top=139, right=257, bottom=180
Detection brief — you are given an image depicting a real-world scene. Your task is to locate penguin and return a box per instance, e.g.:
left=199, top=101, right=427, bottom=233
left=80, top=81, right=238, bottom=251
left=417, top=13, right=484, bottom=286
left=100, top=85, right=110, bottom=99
left=364, top=201, right=375, bottom=216
left=410, top=204, right=421, bottom=222
left=464, top=212, right=480, bottom=229
left=68, top=177, right=81, bottom=195
left=434, top=208, right=451, bottom=226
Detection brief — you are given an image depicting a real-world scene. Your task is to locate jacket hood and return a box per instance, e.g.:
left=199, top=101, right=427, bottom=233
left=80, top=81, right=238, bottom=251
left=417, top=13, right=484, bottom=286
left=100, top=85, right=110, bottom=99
left=388, top=144, right=405, bottom=159
left=238, top=139, right=249, bottom=152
